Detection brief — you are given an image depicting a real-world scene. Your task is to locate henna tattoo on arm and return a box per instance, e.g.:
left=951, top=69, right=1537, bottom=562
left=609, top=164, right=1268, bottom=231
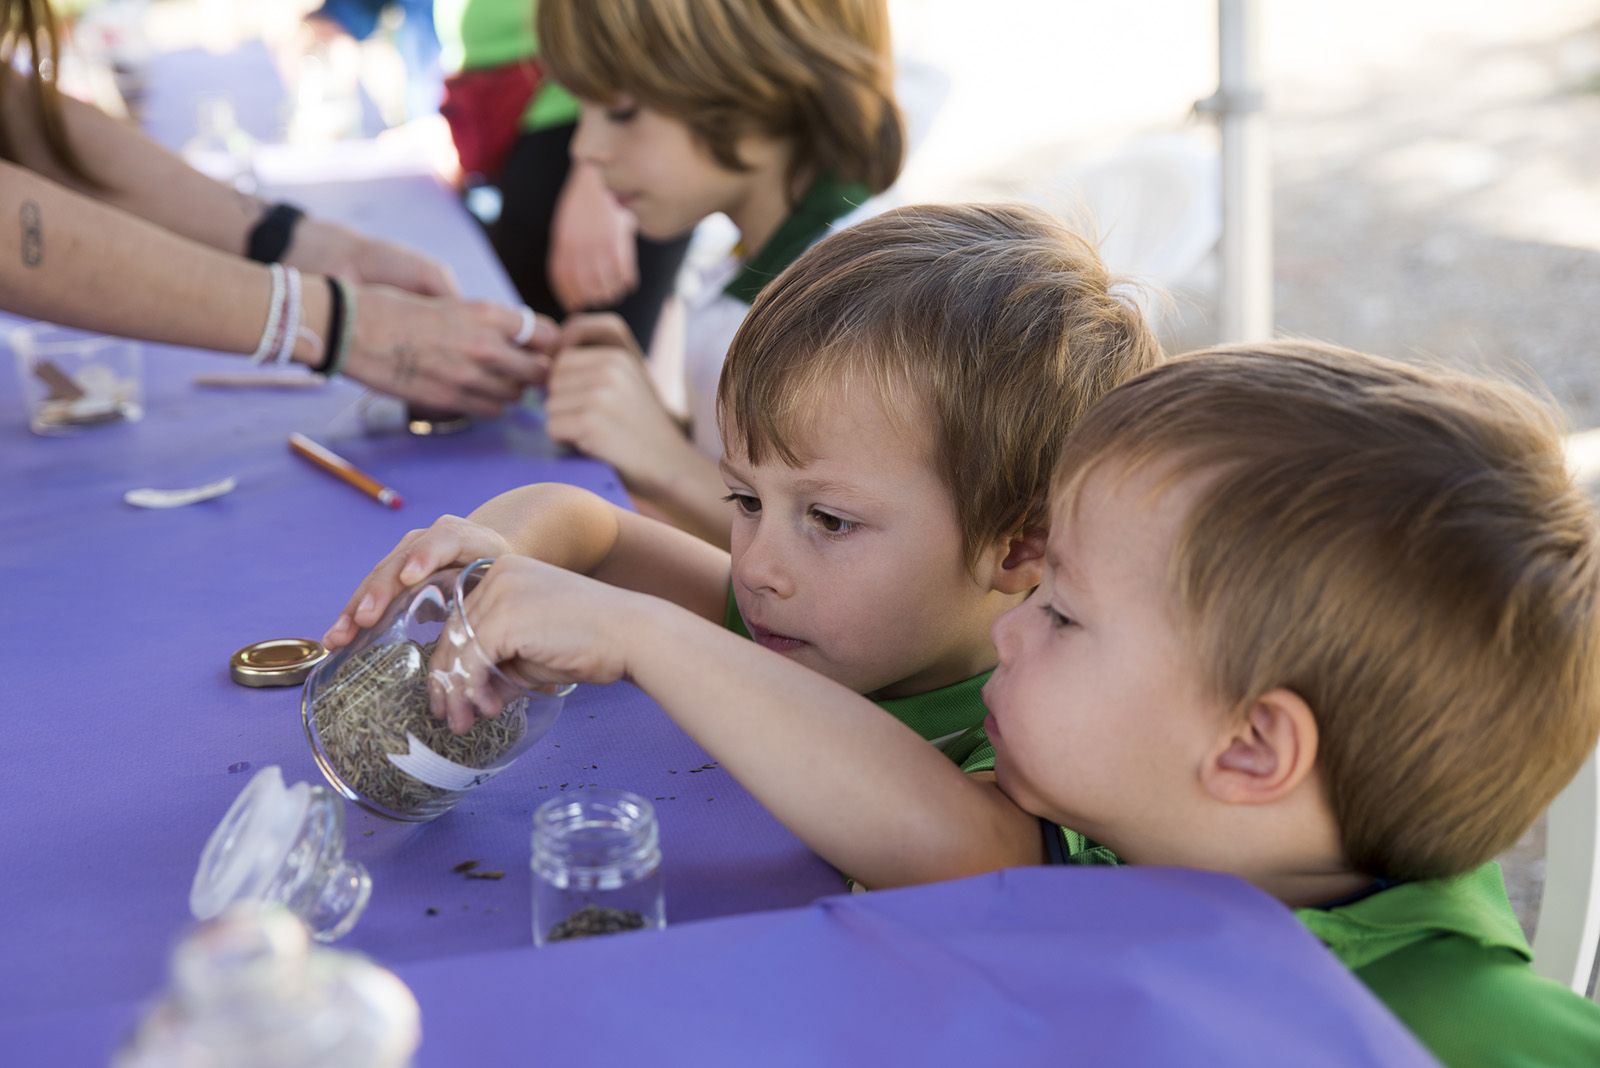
left=20, top=200, right=42, bottom=267
left=392, top=342, right=419, bottom=387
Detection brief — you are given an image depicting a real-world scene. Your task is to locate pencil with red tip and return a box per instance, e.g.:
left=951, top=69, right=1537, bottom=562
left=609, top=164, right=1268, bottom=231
left=288, top=432, right=405, bottom=509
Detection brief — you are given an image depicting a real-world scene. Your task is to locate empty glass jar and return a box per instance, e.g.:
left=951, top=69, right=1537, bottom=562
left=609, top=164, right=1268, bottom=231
left=531, top=789, right=665, bottom=946
left=302, top=558, right=571, bottom=821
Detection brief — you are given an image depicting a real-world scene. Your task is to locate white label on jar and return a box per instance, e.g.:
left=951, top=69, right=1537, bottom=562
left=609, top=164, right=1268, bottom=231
left=386, top=733, right=505, bottom=793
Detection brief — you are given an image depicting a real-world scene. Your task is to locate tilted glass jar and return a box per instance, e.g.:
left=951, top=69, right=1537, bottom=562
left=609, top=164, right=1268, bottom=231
left=302, top=558, right=572, bottom=821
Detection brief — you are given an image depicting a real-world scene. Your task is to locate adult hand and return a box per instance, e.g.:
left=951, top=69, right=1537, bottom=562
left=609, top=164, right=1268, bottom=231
left=427, top=556, right=635, bottom=733
left=323, top=515, right=513, bottom=650
left=547, top=162, right=638, bottom=313
left=342, top=285, right=559, bottom=416
left=545, top=313, right=695, bottom=495
left=287, top=218, right=461, bottom=297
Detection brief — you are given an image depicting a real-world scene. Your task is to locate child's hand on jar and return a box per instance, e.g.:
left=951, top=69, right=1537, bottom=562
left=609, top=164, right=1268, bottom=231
left=427, top=556, right=636, bottom=734
left=323, top=515, right=513, bottom=649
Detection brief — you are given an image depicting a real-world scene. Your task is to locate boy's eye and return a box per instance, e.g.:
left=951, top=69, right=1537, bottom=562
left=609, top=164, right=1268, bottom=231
left=1040, top=604, right=1075, bottom=629
left=604, top=103, right=640, bottom=123
left=809, top=508, right=857, bottom=535
left=722, top=492, right=761, bottom=515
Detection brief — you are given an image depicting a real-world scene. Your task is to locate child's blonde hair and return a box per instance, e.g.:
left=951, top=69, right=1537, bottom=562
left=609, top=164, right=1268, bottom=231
left=537, top=0, right=903, bottom=197
left=1055, top=341, right=1600, bottom=880
left=718, top=202, right=1163, bottom=566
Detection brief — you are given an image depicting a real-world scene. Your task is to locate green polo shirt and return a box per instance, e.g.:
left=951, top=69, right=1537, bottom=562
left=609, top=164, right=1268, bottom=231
left=722, top=586, right=991, bottom=763
left=1297, top=862, right=1600, bottom=1067
left=435, top=0, right=579, bottom=131
left=1047, top=828, right=1600, bottom=1067
left=721, top=174, right=873, bottom=304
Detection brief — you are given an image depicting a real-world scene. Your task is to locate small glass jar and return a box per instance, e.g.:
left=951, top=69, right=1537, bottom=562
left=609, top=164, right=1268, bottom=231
left=531, top=789, right=665, bottom=946
left=114, top=906, right=419, bottom=1068
left=190, top=766, right=371, bottom=942
left=302, top=558, right=571, bottom=822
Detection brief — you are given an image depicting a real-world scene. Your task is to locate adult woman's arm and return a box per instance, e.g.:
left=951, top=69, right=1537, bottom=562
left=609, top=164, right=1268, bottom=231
left=0, top=66, right=458, bottom=296
left=1, top=159, right=558, bottom=413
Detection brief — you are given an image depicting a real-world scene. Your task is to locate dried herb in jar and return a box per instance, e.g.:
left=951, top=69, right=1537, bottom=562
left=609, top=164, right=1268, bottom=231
left=544, top=905, right=648, bottom=942
left=309, top=640, right=525, bottom=816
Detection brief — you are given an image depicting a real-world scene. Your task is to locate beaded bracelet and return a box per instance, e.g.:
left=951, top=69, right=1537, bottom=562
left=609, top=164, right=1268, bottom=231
left=273, top=266, right=303, bottom=367
left=249, top=263, right=286, bottom=365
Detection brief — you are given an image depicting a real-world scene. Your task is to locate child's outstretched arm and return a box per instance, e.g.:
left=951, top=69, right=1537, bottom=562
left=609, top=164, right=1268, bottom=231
left=457, top=556, right=1045, bottom=889
left=323, top=483, right=730, bottom=648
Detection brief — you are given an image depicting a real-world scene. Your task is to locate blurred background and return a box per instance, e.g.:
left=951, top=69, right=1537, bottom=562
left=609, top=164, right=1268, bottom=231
left=43, top=0, right=1600, bottom=960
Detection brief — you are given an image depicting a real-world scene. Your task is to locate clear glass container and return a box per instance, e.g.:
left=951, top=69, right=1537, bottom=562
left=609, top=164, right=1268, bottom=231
left=303, top=558, right=572, bottom=821
left=190, top=766, right=370, bottom=942
left=114, top=906, right=419, bottom=1068
left=531, top=789, right=665, bottom=946
left=10, top=323, right=142, bottom=435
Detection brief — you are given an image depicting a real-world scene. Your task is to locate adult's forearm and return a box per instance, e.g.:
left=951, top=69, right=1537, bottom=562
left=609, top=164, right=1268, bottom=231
left=1, top=68, right=264, bottom=257
left=0, top=159, right=329, bottom=357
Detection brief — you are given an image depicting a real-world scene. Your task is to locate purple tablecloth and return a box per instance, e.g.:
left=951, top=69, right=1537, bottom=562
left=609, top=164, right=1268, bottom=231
left=0, top=869, right=1438, bottom=1066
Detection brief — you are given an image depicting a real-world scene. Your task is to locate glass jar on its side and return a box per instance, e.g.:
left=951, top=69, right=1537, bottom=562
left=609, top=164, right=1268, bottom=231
left=532, top=789, right=665, bottom=946
left=302, top=558, right=571, bottom=821
left=190, top=766, right=370, bottom=942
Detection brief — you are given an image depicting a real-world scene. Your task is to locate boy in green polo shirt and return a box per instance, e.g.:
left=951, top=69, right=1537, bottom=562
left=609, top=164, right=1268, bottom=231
left=425, top=342, right=1600, bottom=1066
left=325, top=201, right=1162, bottom=772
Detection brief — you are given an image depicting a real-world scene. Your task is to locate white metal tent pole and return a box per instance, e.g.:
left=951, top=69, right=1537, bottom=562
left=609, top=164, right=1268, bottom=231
left=1206, top=0, right=1273, bottom=341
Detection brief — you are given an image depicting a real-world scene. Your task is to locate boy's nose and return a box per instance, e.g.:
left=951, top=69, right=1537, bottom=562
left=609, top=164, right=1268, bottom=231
left=991, top=602, right=1024, bottom=665
left=570, top=109, right=611, bottom=167
left=733, top=520, right=795, bottom=598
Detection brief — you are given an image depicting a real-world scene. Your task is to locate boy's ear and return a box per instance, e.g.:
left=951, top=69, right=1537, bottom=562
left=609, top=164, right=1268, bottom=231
left=988, top=526, right=1048, bottom=595
left=1199, top=688, right=1320, bottom=806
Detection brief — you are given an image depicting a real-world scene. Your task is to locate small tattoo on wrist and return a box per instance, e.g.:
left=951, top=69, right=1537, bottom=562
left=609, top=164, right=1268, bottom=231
left=20, top=200, right=43, bottom=267
left=393, top=342, right=418, bottom=386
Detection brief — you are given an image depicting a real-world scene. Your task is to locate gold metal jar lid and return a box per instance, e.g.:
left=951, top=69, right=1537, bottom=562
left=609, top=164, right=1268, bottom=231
left=230, top=638, right=328, bottom=688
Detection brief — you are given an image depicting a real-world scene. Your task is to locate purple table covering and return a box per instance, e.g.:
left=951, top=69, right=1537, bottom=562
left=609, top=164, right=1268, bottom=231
left=0, top=869, right=1438, bottom=1067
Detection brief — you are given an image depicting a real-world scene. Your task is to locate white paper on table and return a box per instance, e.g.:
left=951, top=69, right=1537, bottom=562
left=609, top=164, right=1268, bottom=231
left=124, top=476, right=238, bottom=509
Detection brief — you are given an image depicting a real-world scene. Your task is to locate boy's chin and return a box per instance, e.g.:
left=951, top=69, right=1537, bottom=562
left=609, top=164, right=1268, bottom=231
left=633, top=211, right=698, bottom=244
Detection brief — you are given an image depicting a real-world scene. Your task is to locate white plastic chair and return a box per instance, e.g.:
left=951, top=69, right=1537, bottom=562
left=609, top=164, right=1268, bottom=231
left=1532, top=745, right=1600, bottom=999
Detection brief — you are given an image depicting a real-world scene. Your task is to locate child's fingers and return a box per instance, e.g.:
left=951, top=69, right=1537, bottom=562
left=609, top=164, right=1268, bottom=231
left=558, top=312, right=639, bottom=357
left=325, top=530, right=426, bottom=644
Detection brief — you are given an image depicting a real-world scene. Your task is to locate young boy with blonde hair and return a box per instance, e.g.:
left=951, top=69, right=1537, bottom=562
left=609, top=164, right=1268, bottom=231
left=326, top=203, right=1161, bottom=767
left=530, top=0, right=906, bottom=545
left=396, top=341, right=1600, bottom=1065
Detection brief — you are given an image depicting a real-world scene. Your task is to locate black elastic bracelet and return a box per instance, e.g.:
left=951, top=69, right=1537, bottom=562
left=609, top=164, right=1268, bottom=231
left=246, top=202, right=305, bottom=264
left=314, top=276, right=344, bottom=374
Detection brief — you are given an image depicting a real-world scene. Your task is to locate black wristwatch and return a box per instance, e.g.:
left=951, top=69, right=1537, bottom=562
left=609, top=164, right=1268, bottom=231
left=246, top=202, right=305, bottom=263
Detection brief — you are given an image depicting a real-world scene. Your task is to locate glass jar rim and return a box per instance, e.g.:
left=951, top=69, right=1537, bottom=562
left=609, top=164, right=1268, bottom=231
left=453, top=558, right=576, bottom=701
left=531, top=789, right=660, bottom=868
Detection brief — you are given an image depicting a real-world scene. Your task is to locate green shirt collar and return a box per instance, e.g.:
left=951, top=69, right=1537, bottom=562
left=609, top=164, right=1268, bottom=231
left=722, top=173, right=872, bottom=305
left=1295, top=861, right=1531, bottom=971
